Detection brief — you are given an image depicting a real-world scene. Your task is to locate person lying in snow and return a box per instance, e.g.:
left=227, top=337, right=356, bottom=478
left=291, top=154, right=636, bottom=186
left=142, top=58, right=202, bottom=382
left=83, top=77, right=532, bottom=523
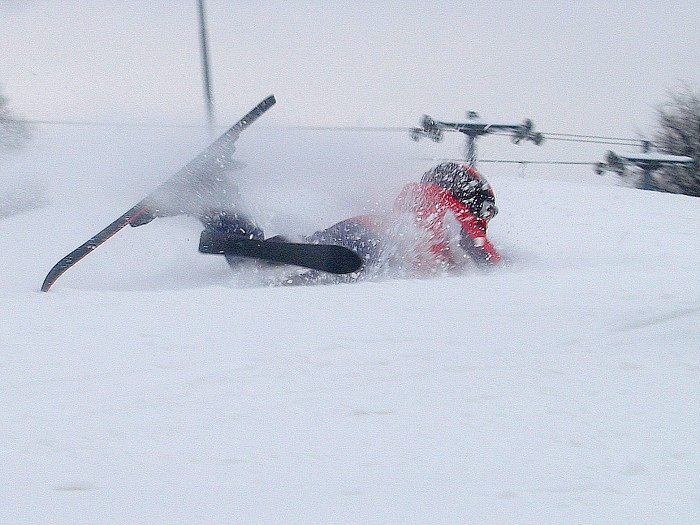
left=200, top=162, right=501, bottom=284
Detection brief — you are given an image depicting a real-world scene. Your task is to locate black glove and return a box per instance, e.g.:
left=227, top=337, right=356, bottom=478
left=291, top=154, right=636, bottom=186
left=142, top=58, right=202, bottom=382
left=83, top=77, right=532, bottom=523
left=459, top=230, right=491, bottom=265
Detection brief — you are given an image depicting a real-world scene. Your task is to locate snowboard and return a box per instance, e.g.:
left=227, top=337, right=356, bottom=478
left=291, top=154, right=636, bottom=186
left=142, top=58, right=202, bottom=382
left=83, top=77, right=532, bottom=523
left=198, top=230, right=364, bottom=275
left=41, top=95, right=276, bottom=292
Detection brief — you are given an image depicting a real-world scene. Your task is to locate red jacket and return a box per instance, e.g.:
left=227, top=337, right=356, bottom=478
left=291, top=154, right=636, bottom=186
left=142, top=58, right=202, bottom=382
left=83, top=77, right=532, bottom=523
left=346, top=182, right=501, bottom=275
left=395, top=182, right=501, bottom=266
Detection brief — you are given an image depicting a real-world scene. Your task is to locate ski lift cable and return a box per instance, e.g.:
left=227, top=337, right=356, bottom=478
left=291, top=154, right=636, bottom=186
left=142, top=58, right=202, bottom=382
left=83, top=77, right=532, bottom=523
left=481, top=159, right=598, bottom=165
left=290, top=125, right=643, bottom=144
left=417, top=157, right=600, bottom=166
left=539, top=131, right=643, bottom=142
left=487, top=130, right=641, bottom=146
left=15, top=118, right=644, bottom=146
left=16, top=118, right=213, bottom=129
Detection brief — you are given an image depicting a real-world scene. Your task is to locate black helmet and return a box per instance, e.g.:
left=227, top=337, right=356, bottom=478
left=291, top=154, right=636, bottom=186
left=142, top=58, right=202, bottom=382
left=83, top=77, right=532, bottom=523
left=420, top=162, right=498, bottom=220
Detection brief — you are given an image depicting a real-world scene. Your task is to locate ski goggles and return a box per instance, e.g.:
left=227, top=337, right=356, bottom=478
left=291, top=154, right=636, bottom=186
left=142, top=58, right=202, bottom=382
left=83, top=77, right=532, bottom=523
left=475, top=200, right=498, bottom=221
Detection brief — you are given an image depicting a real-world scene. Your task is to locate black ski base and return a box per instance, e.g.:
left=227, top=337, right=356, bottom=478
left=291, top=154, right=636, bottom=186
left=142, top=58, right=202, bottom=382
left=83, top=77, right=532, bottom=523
left=199, top=230, right=363, bottom=275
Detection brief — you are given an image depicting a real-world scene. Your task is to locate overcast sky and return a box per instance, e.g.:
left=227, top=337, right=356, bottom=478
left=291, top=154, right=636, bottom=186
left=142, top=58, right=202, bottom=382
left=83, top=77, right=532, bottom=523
left=1, top=1, right=699, bottom=139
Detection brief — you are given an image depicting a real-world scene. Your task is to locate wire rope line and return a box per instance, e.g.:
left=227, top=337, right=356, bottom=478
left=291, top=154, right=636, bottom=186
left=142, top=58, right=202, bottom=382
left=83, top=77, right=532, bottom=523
left=13, top=118, right=645, bottom=147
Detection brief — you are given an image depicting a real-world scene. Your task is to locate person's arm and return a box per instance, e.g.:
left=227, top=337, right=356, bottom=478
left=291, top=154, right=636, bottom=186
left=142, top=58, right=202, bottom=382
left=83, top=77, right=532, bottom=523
left=452, top=202, right=502, bottom=265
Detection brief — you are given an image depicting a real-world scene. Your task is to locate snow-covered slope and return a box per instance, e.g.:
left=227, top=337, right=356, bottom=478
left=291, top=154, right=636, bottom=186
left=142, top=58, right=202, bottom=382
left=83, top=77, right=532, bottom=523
left=1, top=126, right=699, bottom=524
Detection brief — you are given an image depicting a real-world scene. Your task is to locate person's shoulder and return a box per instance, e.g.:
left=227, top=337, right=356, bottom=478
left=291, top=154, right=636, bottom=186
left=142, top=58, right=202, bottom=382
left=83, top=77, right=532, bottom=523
left=395, top=182, right=449, bottom=208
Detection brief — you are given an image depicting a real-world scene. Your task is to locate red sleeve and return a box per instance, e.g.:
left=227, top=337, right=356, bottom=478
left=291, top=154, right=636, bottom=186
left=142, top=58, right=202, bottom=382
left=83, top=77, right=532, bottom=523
left=450, top=200, right=501, bottom=264
left=415, top=184, right=501, bottom=264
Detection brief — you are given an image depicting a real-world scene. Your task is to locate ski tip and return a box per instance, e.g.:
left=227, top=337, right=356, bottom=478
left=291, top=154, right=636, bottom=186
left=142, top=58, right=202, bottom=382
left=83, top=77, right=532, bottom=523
left=266, top=94, right=276, bottom=105
left=330, top=246, right=364, bottom=274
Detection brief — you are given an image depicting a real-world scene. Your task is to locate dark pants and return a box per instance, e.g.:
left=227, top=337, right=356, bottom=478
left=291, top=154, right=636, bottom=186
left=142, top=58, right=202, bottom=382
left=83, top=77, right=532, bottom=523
left=306, top=219, right=382, bottom=271
left=200, top=210, right=265, bottom=269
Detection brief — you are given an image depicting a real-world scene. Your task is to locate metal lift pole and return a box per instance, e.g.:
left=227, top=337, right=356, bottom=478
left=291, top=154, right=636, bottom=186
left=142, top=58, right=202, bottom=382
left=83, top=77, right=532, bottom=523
left=197, top=0, right=215, bottom=128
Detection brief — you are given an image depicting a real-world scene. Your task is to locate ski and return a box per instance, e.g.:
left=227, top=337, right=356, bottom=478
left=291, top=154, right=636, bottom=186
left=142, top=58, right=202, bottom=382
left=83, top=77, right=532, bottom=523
left=198, top=230, right=364, bottom=275
left=41, top=95, right=276, bottom=292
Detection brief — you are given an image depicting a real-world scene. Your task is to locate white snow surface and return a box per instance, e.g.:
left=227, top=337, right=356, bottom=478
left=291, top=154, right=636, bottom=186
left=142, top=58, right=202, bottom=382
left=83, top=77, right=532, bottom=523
left=1, top=125, right=699, bottom=524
